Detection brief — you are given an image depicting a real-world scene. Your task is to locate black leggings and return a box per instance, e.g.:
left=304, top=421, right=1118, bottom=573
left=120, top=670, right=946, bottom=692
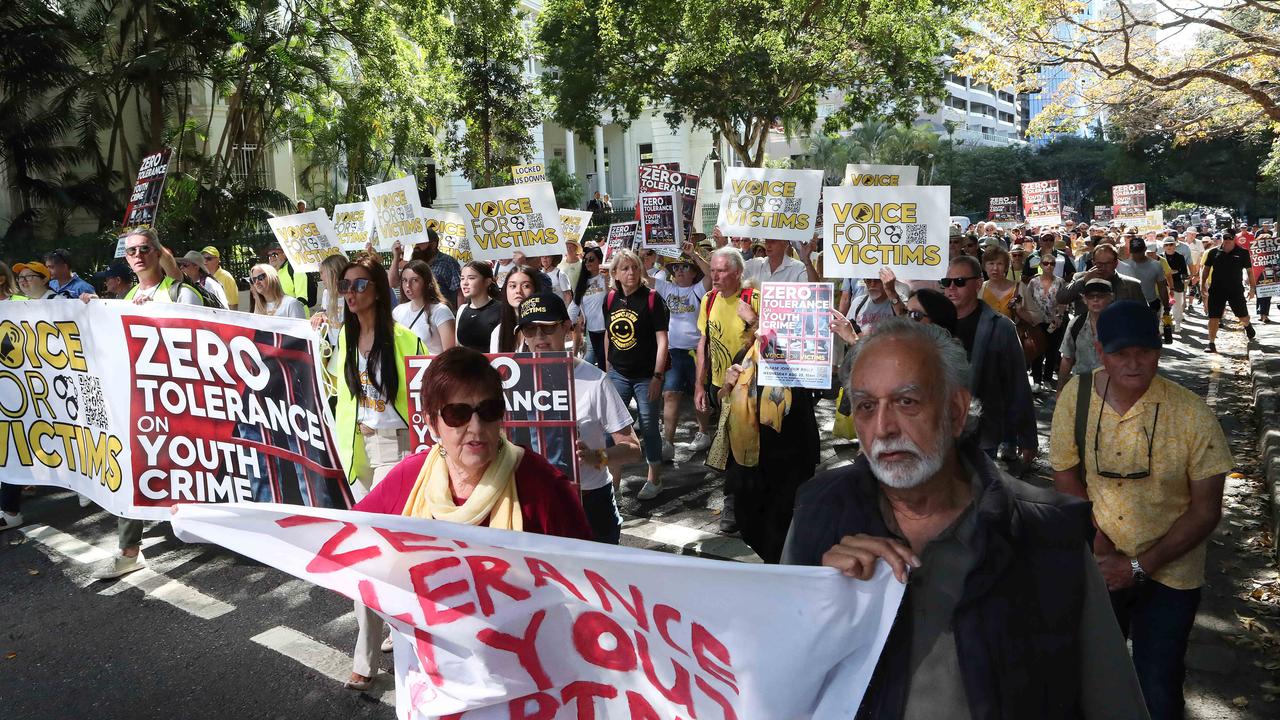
left=1030, top=321, right=1067, bottom=385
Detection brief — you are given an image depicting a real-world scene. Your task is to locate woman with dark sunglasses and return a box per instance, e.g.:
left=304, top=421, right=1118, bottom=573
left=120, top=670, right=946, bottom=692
left=347, top=346, right=591, bottom=689
left=248, top=263, right=306, bottom=318
left=571, top=247, right=608, bottom=368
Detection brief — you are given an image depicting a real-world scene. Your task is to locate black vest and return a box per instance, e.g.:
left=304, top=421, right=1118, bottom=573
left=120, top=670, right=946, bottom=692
left=783, top=444, right=1094, bottom=720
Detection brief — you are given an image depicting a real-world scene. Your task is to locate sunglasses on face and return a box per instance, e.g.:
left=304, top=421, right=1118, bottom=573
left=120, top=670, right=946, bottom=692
left=908, top=310, right=927, bottom=322
left=520, top=323, right=561, bottom=338
left=251, top=273, right=268, bottom=284
left=124, top=245, right=154, bottom=257
left=338, top=278, right=371, bottom=294
left=439, top=398, right=505, bottom=428
left=939, top=275, right=981, bottom=288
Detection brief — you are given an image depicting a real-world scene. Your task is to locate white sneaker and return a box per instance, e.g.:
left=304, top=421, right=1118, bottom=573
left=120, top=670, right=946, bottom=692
left=93, top=551, right=146, bottom=580
left=687, top=432, right=713, bottom=452
left=0, top=511, right=23, bottom=530
left=636, top=481, right=662, bottom=501
left=661, top=439, right=676, bottom=462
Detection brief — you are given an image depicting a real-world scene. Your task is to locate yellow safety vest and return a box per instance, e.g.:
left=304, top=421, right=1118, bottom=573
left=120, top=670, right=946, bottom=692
left=332, top=324, right=424, bottom=485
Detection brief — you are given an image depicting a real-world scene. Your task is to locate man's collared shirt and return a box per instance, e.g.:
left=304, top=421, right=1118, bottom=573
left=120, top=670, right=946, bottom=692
left=50, top=273, right=95, bottom=298
left=1050, top=372, right=1234, bottom=589
left=743, top=255, right=807, bottom=286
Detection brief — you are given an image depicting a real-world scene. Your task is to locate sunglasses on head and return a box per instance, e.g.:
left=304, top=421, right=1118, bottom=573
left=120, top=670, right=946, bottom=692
left=439, top=398, right=505, bottom=428
left=124, top=245, right=154, bottom=257
left=338, top=278, right=371, bottom=294
left=939, top=275, right=980, bottom=288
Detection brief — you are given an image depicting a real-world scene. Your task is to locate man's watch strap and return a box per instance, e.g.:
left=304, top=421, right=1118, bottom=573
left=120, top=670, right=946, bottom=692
left=1130, top=557, right=1147, bottom=581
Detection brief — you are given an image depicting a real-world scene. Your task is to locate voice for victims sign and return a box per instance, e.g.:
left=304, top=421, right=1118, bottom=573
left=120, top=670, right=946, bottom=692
left=716, top=167, right=822, bottom=242
left=423, top=208, right=471, bottom=262
left=843, top=163, right=918, bottom=187
left=559, top=210, right=594, bottom=248
left=0, top=301, right=351, bottom=520
left=823, top=186, right=950, bottom=280
left=267, top=210, right=345, bottom=274
left=172, top=503, right=905, bottom=720
left=333, top=202, right=376, bottom=251
left=1021, top=180, right=1062, bottom=228
left=459, top=183, right=566, bottom=261
left=368, top=176, right=428, bottom=250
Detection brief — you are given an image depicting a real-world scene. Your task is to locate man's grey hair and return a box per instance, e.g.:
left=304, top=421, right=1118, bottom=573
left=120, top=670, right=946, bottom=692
left=845, top=317, right=982, bottom=436
left=948, top=254, right=982, bottom=278
left=710, top=246, right=745, bottom=275
left=126, top=227, right=162, bottom=251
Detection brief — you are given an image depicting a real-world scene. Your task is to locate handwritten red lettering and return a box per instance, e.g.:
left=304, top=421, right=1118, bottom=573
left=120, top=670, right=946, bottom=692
left=275, top=514, right=334, bottom=528
left=307, top=521, right=381, bottom=573
left=357, top=579, right=414, bottom=625
left=466, top=555, right=532, bottom=616
left=413, top=628, right=448, bottom=688
left=584, top=570, right=649, bottom=631
left=572, top=611, right=636, bottom=672
left=526, top=557, right=588, bottom=602
left=653, top=604, right=688, bottom=657
left=560, top=680, right=618, bottom=720
left=692, top=623, right=739, bottom=694
left=409, top=556, right=476, bottom=624
left=477, top=609, right=552, bottom=691
left=372, top=527, right=455, bottom=553
left=509, top=692, right=558, bottom=720
left=624, top=690, right=667, bottom=720
left=634, top=631, right=696, bottom=717
left=695, top=676, right=739, bottom=720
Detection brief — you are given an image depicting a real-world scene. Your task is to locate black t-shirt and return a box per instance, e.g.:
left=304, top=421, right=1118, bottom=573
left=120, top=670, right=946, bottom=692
left=605, top=285, right=669, bottom=378
left=955, top=306, right=981, bottom=356
left=455, top=300, right=502, bottom=352
left=1163, top=251, right=1189, bottom=292
left=1204, top=246, right=1252, bottom=294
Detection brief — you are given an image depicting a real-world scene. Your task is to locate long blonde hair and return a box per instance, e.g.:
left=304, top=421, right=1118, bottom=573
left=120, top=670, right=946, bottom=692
left=249, top=263, right=285, bottom=312
left=0, top=262, right=16, bottom=298
left=319, top=254, right=350, bottom=323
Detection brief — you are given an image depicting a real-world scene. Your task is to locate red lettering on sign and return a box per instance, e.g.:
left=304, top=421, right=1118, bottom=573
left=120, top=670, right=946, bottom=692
left=634, top=631, right=695, bottom=717
left=692, top=623, right=739, bottom=694
left=372, top=527, right=455, bottom=553
left=560, top=680, right=618, bottom=720
left=526, top=557, right=587, bottom=602
left=275, top=514, right=334, bottom=528
left=653, top=604, right=688, bottom=657
left=413, top=627, right=448, bottom=688
left=409, top=556, right=476, bottom=624
left=584, top=570, right=649, bottom=631
left=478, top=609, right=551, bottom=691
left=624, top=690, right=669, bottom=720
left=466, top=555, right=532, bottom=616
left=509, top=692, right=558, bottom=720
left=572, top=611, right=637, bottom=672
left=306, top=521, right=381, bottom=573
left=696, top=676, right=739, bottom=720
left=357, top=579, right=415, bottom=626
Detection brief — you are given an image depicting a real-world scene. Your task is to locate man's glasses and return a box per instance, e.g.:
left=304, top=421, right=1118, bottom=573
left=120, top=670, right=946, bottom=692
left=939, top=276, right=980, bottom=288
left=338, top=278, right=371, bottom=294
left=250, top=273, right=268, bottom=284
left=1093, top=377, right=1160, bottom=479
left=439, top=398, right=505, bottom=427
left=124, top=246, right=154, bottom=257
left=520, top=323, right=561, bottom=338
left=17, top=274, right=41, bottom=282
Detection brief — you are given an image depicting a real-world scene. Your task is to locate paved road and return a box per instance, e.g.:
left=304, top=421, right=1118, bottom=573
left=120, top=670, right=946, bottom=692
left=2, top=308, right=1276, bottom=718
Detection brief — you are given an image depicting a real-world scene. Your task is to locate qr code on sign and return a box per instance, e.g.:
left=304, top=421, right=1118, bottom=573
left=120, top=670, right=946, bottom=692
left=781, top=198, right=801, bottom=213
left=526, top=214, right=545, bottom=231
left=77, top=373, right=108, bottom=428
left=905, top=224, right=929, bottom=244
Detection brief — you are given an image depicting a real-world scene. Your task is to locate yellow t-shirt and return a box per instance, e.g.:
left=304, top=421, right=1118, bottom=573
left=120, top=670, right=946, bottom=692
left=697, top=288, right=761, bottom=387
left=213, top=267, right=239, bottom=309
left=1050, top=372, right=1234, bottom=589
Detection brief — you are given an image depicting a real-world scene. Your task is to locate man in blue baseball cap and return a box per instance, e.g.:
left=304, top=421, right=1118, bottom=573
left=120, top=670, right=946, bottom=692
left=1050, top=300, right=1233, bottom=720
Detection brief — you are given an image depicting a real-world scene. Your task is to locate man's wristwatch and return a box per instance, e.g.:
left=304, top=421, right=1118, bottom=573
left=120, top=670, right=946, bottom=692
left=1130, top=557, right=1147, bottom=582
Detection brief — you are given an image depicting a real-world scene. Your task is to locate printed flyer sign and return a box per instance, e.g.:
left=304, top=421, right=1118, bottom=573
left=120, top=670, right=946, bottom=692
left=1253, top=233, right=1280, bottom=298
left=0, top=301, right=350, bottom=521
left=406, top=353, right=578, bottom=486
left=843, top=164, right=918, bottom=187
left=637, top=162, right=701, bottom=236
left=1095, top=205, right=1115, bottom=223
left=604, top=221, right=638, bottom=260
left=267, top=210, right=345, bottom=274
left=988, top=196, right=1020, bottom=225
left=639, top=191, right=682, bottom=257
left=1112, top=183, right=1147, bottom=221
left=332, top=202, right=375, bottom=251
left=716, top=167, right=823, bottom=242
left=422, top=208, right=471, bottom=262
left=173, top=503, right=905, bottom=720
left=823, top=186, right=950, bottom=281
left=759, top=282, right=834, bottom=389
left=1021, top=180, right=1062, bottom=228
left=116, top=148, right=173, bottom=258
left=511, top=162, right=547, bottom=184
left=367, top=176, right=427, bottom=251
left=559, top=209, right=594, bottom=247
left=1137, top=210, right=1165, bottom=234
left=458, top=182, right=566, bottom=261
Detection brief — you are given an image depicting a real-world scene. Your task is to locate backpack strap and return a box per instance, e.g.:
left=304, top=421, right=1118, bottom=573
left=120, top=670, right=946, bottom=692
left=1074, top=374, right=1092, bottom=475
left=606, top=289, right=616, bottom=311
left=1068, top=313, right=1088, bottom=344
left=705, top=288, right=719, bottom=323
left=647, top=287, right=655, bottom=313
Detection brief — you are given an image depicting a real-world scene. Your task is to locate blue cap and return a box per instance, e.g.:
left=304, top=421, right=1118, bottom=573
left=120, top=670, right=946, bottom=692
left=92, top=262, right=133, bottom=284
left=1097, top=300, right=1160, bottom=353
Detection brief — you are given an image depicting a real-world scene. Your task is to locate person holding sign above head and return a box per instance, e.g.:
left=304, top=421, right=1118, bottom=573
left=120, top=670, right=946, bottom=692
left=392, top=259, right=456, bottom=355
left=782, top=318, right=1147, bottom=719
left=248, top=264, right=306, bottom=319
left=347, top=346, right=592, bottom=689
left=739, top=232, right=821, bottom=286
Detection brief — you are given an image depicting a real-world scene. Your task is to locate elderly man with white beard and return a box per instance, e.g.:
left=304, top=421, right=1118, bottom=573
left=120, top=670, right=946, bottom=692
left=782, top=318, right=1147, bottom=720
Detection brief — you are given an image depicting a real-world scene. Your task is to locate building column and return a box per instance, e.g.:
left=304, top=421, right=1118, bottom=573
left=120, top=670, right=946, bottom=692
left=593, top=125, right=608, bottom=196
left=529, top=122, right=546, bottom=166
left=623, top=126, right=637, bottom=200
left=564, top=129, right=576, bottom=177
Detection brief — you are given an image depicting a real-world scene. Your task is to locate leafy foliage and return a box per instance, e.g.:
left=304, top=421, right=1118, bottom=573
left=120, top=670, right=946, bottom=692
left=546, top=157, right=583, bottom=209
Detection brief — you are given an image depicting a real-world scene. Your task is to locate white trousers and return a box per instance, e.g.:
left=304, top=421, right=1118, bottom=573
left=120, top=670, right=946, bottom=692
left=1171, top=292, right=1185, bottom=331
left=351, top=428, right=406, bottom=677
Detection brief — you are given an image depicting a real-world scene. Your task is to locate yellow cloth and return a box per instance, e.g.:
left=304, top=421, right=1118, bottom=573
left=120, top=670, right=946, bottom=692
left=1050, top=373, right=1234, bottom=589
left=980, top=282, right=1018, bottom=320
left=697, top=289, right=760, bottom=386
left=401, top=439, right=525, bottom=530
left=212, top=267, right=239, bottom=308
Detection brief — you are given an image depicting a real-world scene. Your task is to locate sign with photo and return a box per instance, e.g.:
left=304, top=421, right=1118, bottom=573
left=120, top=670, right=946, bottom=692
left=639, top=191, right=683, bottom=257
left=116, top=148, right=173, bottom=257
left=1112, top=183, right=1147, bottom=221
left=717, top=167, right=823, bottom=242
left=1020, top=180, right=1062, bottom=228
left=604, top=221, right=638, bottom=260
left=638, top=162, right=701, bottom=236
left=758, top=282, right=834, bottom=389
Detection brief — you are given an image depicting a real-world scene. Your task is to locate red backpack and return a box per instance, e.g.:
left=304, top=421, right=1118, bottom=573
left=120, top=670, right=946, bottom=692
left=703, top=287, right=756, bottom=323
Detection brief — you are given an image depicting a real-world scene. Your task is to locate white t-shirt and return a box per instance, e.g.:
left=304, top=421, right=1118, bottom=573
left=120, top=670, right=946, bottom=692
left=202, top=276, right=230, bottom=308
left=393, top=301, right=455, bottom=355
left=543, top=267, right=571, bottom=296
left=356, top=352, right=405, bottom=429
left=655, top=279, right=706, bottom=350
left=647, top=266, right=668, bottom=283
left=261, top=295, right=307, bottom=319
left=572, top=359, right=634, bottom=491
left=577, top=274, right=608, bottom=332
left=743, top=255, right=808, bottom=286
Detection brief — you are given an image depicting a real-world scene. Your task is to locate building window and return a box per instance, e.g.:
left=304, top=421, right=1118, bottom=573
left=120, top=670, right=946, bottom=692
left=229, top=144, right=269, bottom=187
left=639, top=143, right=654, bottom=164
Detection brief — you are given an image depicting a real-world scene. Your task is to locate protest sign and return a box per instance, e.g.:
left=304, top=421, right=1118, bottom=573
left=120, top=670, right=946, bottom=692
left=459, top=183, right=566, bottom=261
left=1137, top=210, right=1165, bottom=234
left=1112, top=183, right=1147, bottom=221
left=823, top=186, right=950, bottom=281
left=758, top=282, right=834, bottom=389
left=267, top=210, right=345, bottom=274
left=988, top=196, right=1020, bottom=226
left=639, top=192, right=683, bottom=257
left=637, top=163, right=701, bottom=237
left=172, top=502, right=905, bottom=720
left=406, top=353, right=579, bottom=486
left=422, top=208, right=471, bottom=262
left=1253, top=233, right=1280, bottom=298
left=332, top=202, right=375, bottom=251
left=368, top=176, right=427, bottom=251
left=1094, top=205, right=1114, bottom=223
left=0, top=301, right=350, bottom=521
left=559, top=209, right=594, bottom=248
left=511, top=163, right=547, bottom=185
left=1020, top=180, right=1062, bottom=228
left=604, top=221, right=638, bottom=260
left=116, top=148, right=173, bottom=258
left=843, top=163, right=918, bottom=187
left=716, top=167, right=822, bottom=242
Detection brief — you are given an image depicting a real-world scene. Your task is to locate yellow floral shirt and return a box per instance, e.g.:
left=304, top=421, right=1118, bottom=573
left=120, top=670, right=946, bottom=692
left=1050, top=371, right=1234, bottom=589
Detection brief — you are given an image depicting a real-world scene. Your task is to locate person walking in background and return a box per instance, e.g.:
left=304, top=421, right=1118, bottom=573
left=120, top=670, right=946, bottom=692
left=392, top=259, right=457, bottom=354
left=201, top=246, right=240, bottom=310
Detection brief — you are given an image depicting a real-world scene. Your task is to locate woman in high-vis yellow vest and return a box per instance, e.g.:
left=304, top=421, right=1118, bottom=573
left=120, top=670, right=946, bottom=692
left=332, top=255, right=424, bottom=492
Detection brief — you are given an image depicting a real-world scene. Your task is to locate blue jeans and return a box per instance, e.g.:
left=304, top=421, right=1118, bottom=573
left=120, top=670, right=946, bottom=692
left=1111, top=580, right=1201, bottom=720
left=607, top=368, right=662, bottom=465
left=581, top=483, right=622, bottom=544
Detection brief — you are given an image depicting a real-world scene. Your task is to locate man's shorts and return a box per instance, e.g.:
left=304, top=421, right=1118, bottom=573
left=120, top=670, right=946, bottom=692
left=663, top=348, right=696, bottom=394
left=1207, top=289, right=1248, bottom=320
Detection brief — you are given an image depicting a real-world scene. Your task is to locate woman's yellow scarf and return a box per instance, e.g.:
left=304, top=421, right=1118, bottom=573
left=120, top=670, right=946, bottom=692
left=707, top=340, right=791, bottom=471
left=401, top=438, right=525, bottom=530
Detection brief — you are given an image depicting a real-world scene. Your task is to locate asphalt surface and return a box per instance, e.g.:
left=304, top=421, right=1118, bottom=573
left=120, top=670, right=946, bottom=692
left=1, top=306, right=1275, bottom=719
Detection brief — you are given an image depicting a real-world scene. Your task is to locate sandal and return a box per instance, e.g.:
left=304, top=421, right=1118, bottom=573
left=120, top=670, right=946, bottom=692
left=344, top=673, right=374, bottom=691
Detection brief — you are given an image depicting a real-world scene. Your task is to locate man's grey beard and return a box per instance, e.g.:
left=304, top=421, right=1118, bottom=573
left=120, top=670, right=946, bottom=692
left=866, top=414, right=952, bottom=489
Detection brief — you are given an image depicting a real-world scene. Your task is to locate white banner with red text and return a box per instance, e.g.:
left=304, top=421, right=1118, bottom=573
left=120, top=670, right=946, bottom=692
left=172, top=503, right=905, bottom=720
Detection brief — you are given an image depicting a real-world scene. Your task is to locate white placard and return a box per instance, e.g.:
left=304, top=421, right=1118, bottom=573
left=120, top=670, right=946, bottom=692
left=824, top=185, right=951, bottom=281
left=458, top=182, right=567, bottom=261
left=332, top=202, right=375, bottom=251
left=422, top=208, right=471, bottom=262
left=716, top=167, right=823, bottom=242
left=266, top=209, right=345, bottom=273
left=367, top=176, right=426, bottom=251
left=843, top=164, right=919, bottom=187
left=559, top=209, right=595, bottom=247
